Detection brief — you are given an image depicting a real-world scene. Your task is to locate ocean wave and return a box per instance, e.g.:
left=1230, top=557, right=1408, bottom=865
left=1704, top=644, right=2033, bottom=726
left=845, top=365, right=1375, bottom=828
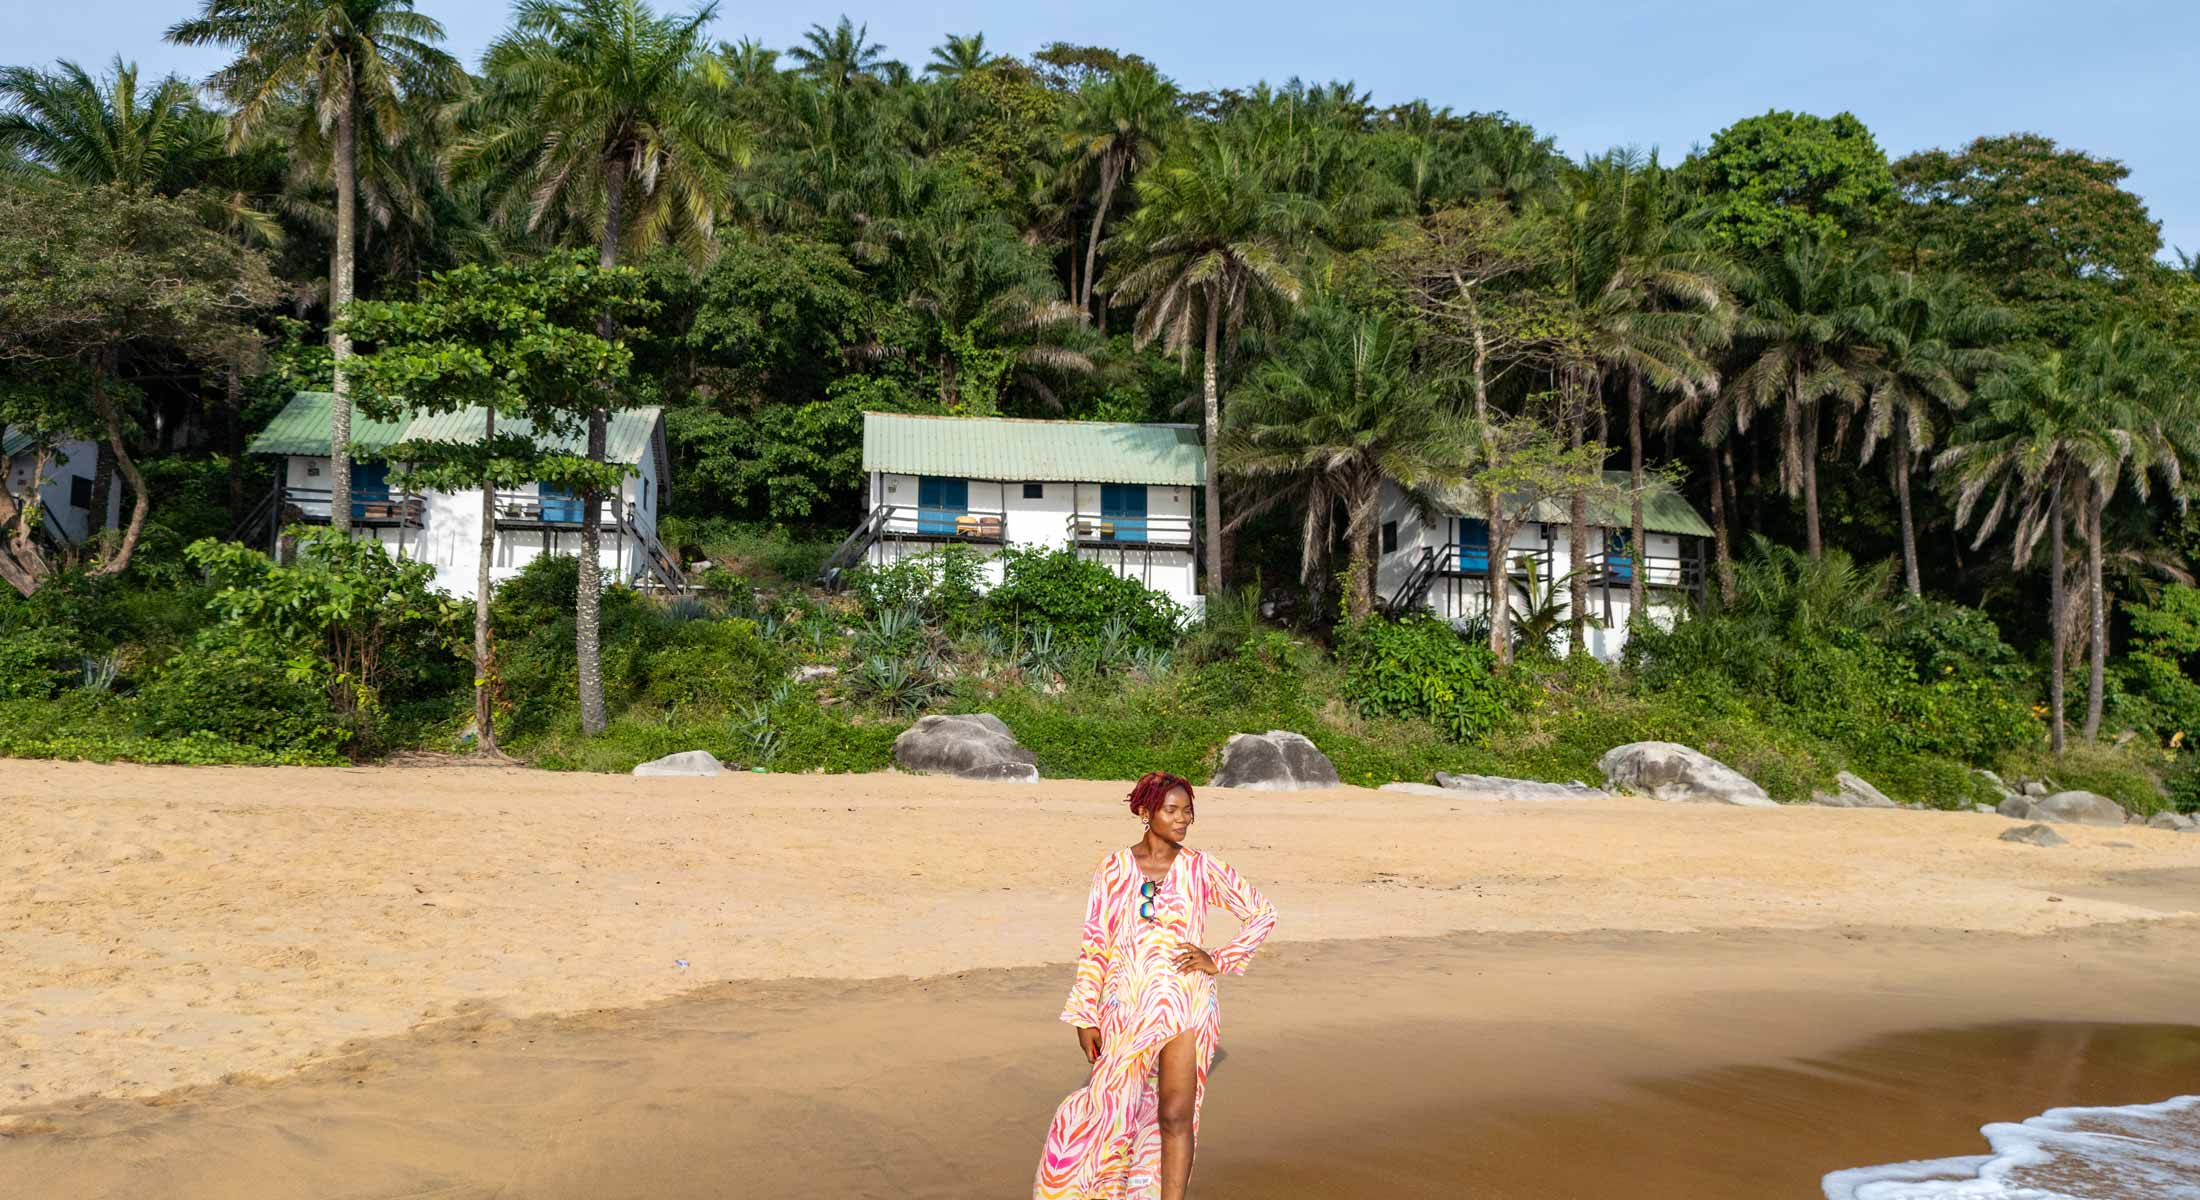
left=1823, top=1095, right=2200, bottom=1199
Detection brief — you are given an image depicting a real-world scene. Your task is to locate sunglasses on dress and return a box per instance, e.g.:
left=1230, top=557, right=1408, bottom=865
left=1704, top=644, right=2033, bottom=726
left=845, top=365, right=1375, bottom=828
left=1140, top=879, right=1162, bottom=921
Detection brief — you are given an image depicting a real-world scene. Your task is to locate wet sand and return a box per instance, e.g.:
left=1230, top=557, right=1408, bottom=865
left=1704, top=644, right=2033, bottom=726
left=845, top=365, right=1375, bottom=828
left=7, top=920, right=2200, bottom=1198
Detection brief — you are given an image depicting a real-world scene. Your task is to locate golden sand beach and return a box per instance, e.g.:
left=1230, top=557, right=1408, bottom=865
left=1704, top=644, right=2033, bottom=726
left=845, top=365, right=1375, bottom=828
left=3, top=759, right=2198, bottom=1197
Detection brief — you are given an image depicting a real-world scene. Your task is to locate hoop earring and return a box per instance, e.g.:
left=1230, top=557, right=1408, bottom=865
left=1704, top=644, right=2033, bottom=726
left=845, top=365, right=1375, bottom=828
left=1141, top=819, right=1151, bottom=831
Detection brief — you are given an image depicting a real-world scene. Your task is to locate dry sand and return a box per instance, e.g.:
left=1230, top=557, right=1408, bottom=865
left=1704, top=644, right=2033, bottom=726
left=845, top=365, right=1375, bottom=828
left=3, top=759, right=2200, bottom=1197
left=4, top=758, right=2199, bottom=1112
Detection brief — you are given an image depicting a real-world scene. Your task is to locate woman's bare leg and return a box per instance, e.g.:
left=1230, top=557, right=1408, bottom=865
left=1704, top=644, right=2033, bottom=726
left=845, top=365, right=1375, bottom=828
left=1156, top=1029, right=1199, bottom=1199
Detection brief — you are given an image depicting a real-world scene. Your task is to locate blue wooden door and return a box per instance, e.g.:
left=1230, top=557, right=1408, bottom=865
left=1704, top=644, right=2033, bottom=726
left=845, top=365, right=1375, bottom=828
left=1099, top=484, right=1148, bottom=542
left=538, top=482, right=584, bottom=524
left=917, top=476, right=967, bottom=534
left=1605, top=528, right=1634, bottom=582
left=1454, top=517, right=1490, bottom=573
left=351, top=461, right=389, bottom=520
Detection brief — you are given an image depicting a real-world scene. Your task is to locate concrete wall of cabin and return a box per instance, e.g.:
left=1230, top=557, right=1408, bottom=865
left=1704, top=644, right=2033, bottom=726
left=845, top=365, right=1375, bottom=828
left=862, top=470, right=1201, bottom=611
left=275, top=454, right=655, bottom=600
left=1372, top=482, right=1699, bottom=660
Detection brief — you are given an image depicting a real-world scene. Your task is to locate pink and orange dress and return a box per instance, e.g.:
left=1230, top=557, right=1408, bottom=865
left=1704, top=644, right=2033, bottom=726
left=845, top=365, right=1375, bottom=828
left=1033, top=847, right=1278, bottom=1199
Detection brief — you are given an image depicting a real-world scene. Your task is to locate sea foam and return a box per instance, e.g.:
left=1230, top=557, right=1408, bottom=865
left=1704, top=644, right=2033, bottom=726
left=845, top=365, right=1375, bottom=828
left=1823, top=1095, right=2200, bottom=1200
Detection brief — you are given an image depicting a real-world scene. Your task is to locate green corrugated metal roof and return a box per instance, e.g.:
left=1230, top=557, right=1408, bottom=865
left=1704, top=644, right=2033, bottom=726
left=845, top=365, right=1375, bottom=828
left=249, top=392, right=662, bottom=466
left=398, top=406, right=662, bottom=466
left=2, top=429, right=35, bottom=460
left=862, top=412, right=1206, bottom=486
left=246, top=392, right=417, bottom=457
left=1437, top=470, right=1714, bottom=538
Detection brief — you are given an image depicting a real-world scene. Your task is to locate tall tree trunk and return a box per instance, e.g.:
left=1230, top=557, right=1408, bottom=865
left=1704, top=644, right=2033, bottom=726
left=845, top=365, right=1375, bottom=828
left=475, top=407, right=502, bottom=757
left=329, top=83, right=358, bottom=536
left=1747, top=427, right=1765, bottom=532
left=1627, top=369, right=1646, bottom=620
left=1801, top=401, right=1823, bottom=560
left=1199, top=296, right=1222, bottom=594
left=578, top=153, right=629, bottom=735
left=225, top=360, right=246, bottom=518
left=88, top=438, right=114, bottom=551
left=2048, top=478, right=2066, bottom=756
left=1567, top=370, right=1589, bottom=657
left=1894, top=425, right=1921, bottom=596
left=87, top=352, right=149, bottom=578
left=1468, top=301, right=1508, bottom=660
left=1707, top=442, right=1734, bottom=604
left=1720, top=440, right=1739, bottom=552
left=1340, top=470, right=1384, bottom=622
left=2084, top=491, right=2106, bottom=742
left=1079, top=158, right=1120, bottom=313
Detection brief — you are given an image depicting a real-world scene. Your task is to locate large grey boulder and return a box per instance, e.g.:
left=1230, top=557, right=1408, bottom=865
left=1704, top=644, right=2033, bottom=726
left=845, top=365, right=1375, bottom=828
left=1379, top=782, right=1454, bottom=798
left=1210, top=731, right=1341, bottom=791
left=632, top=750, right=725, bottom=777
left=1812, top=771, right=1899, bottom=809
left=893, top=714, right=1040, bottom=783
left=1598, top=741, right=1777, bottom=808
left=2000, top=823, right=2069, bottom=847
left=1997, top=794, right=2038, bottom=821
left=2146, top=811, right=2198, bottom=832
left=2031, top=790, right=2129, bottom=827
left=1434, top=772, right=1607, bottom=801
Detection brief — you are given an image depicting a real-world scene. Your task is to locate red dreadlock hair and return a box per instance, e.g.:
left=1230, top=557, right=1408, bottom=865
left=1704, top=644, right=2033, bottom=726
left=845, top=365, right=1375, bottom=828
left=1127, top=771, right=1194, bottom=817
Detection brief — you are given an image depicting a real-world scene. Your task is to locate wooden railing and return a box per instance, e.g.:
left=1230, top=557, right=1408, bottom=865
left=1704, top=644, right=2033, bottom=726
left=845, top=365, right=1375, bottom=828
left=1387, top=540, right=1706, bottom=616
left=277, top=484, right=425, bottom=527
left=1064, top=510, right=1196, bottom=548
left=874, top=502, right=1011, bottom=542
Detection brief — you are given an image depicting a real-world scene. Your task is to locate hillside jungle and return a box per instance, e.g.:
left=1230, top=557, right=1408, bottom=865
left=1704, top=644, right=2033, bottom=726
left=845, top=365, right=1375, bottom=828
left=4, top=2, right=2199, bottom=812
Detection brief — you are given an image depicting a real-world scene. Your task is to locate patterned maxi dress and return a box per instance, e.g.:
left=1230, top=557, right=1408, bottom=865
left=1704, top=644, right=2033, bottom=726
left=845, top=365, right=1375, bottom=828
left=1033, top=847, right=1278, bottom=1199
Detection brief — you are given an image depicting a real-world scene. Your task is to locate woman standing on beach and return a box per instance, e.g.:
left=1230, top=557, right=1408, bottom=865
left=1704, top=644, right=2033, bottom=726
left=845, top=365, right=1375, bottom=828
left=1034, top=771, right=1278, bottom=1200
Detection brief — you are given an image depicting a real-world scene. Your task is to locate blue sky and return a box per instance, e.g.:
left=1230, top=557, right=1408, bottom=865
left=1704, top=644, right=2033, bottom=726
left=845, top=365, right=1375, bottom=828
left=18, top=1, right=2200, bottom=257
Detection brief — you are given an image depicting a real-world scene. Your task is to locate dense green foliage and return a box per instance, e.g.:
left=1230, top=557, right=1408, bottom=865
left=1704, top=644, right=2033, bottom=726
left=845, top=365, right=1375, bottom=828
left=2, top=5, right=2198, bottom=816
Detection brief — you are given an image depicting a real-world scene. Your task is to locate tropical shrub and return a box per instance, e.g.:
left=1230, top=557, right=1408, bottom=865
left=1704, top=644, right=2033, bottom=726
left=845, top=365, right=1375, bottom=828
left=1337, top=613, right=1514, bottom=741
left=137, top=625, right=348, bottom=755
left=182, top=531, right=466, bottom=751
left=638, top=616, right=787, bottom=710
left=984, top=546, right=1184, bottom=648
left=847, top=544, right=986, bottom=628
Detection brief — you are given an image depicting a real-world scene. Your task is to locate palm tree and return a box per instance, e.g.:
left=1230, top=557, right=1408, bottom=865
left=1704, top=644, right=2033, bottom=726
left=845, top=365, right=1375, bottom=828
left=1853, top=271, right=2006, bottom=596
left=786, top=16, right=890, bottom=90
left=2061, top=321, right=2192, bottom=740
left=1581, top=154, right=1730, bottom=622
left=1725, top=234, right=1876, bottom=560
left=925, top=33, right=996, bottom=79
left=1940, top=337, right=2171, bottom=751
left=1060, top=63, right=1178, bottom=314
left=0, top=58, right=224, bottom=194
left=1222, top=305, right=1477, bottom=619
left=1547, top=152, right=1726, bottom=651
left=863, top=161, right=1094, bottom=412
left=452, top=0, right=739, bottom=735
left=169, top=0, right=458, bottom=537
left=1104, top=136, right=1312, bottom=592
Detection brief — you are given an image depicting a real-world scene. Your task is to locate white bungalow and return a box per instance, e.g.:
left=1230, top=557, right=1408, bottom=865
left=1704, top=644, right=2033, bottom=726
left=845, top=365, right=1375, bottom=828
left=824, top=412, right=1206, bottom=610
left=3, top=429, right=122, bottom=545
left=245, top=391, right=684, bottom=599
left=1375, top=471, right=1715, bottom=660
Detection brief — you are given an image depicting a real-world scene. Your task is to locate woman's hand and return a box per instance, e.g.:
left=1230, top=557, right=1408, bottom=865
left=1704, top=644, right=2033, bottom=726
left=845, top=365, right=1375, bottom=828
left=1076, top=1026, right=1103, bottom=1063
left=1172, top=943, right=1219, bottom=976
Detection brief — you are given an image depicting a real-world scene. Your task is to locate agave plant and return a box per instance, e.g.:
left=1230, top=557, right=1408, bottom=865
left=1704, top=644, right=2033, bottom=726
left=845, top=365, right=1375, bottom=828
left=731, top=698, right=780, bottom=767
left=857, top=604, right=926, bottom=659
left=1017, top=625, right=1069, bottom=682
left=853, top=655, right=941, bottom=714
left=79, top=653, right=121, bottom=694
left=1129, top=645, right=1175, bottom=681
